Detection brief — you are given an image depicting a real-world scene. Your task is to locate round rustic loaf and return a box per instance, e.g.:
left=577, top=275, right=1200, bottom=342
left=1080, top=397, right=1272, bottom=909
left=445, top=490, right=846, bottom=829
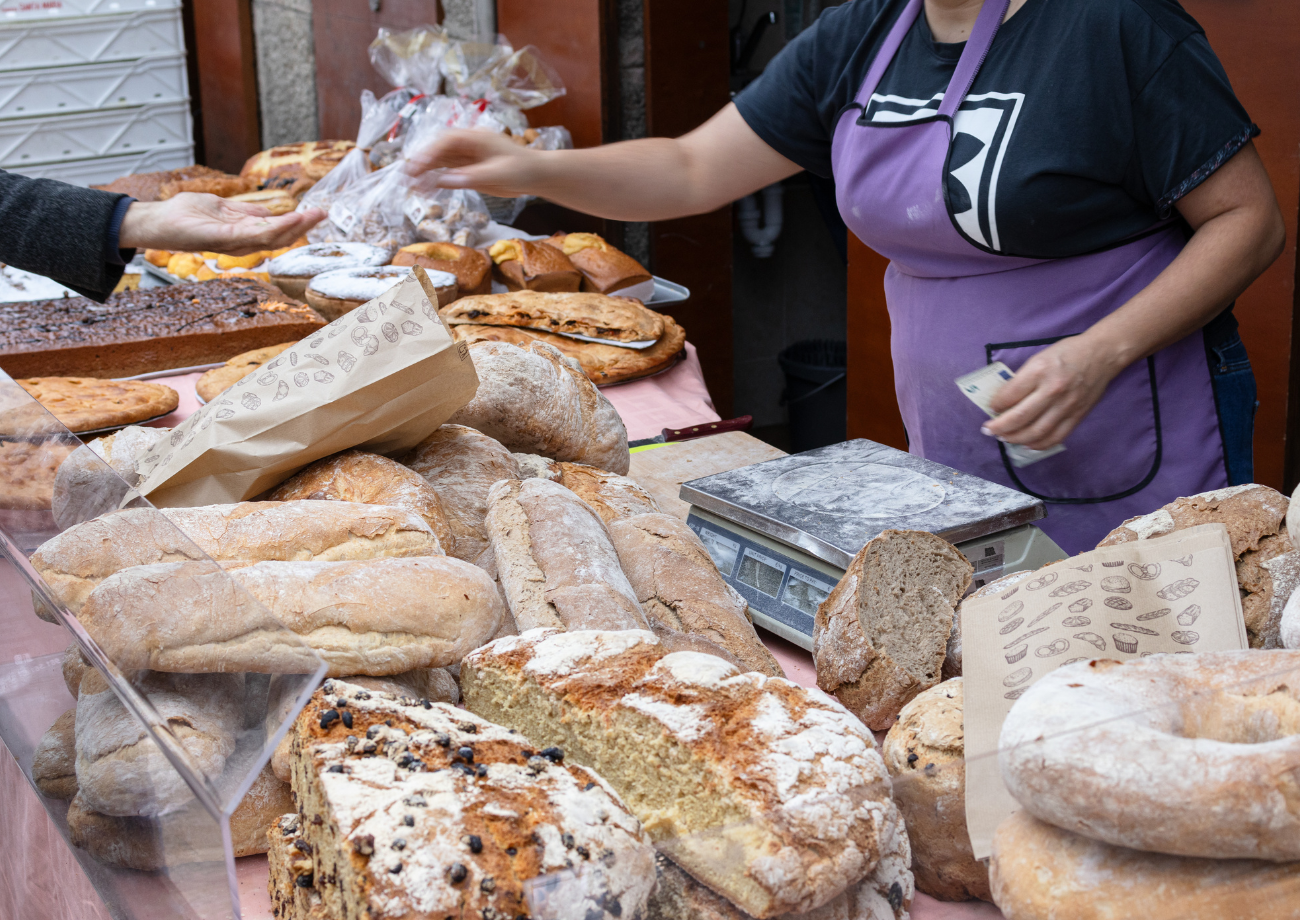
left=50, top=424, right=170, bottom=530
left=32, top=709, right=77, bottom=799
left=999, top=651, right=1300, bottom=860
left=882, top=678, right=991, bottom=902
left=991, top=811, right=1300, bottom=920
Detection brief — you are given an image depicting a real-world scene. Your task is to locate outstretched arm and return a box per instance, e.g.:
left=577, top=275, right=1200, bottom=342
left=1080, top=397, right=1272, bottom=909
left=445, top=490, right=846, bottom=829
left=406, top=103, right=803, bottom=221
left=118, top=193, right=324, bottom=255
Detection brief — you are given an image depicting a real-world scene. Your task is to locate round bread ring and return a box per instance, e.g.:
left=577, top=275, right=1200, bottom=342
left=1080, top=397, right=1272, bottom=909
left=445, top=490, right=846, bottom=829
left=1000, top=651, right=1300, bottom=860
left=306, top=266, right=456, bottom=321
left=991, top=811, right=1300, bottom=920
left=392, top=242, right=491, bottom=296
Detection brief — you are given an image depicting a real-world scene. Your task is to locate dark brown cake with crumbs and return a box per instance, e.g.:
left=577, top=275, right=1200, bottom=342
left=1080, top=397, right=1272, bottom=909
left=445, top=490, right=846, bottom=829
left=0, top=279, right=326, bottom=379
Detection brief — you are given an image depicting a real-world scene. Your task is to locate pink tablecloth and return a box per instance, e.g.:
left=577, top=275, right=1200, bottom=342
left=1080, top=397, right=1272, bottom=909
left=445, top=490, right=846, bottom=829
left=142, top=342, right=722, bottom=445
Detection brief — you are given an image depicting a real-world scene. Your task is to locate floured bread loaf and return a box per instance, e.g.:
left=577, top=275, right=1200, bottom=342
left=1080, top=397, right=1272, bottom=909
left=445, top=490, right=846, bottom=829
left=32, top=500, right=441, bottom=617
left=881, top=678, right=990, bottom=902
left=514, top=456, right=662, bottom=523
left=991, top=811, right=1300, bottom=920
left=32, top=708, right=78, bottom=799
left=450, top=341, right=631, bottom=474
left=75, top=669, right=242, bottom=817
left=462, top=629, right=903, bottom=917
left=268, top=813, right=330, bottom=920
left=402, top=424, right=520, bottom=561
left=609, top=512, right=782, bottom=676
left=267, top=449, right=454, bottom=554
left=485, top=478, right=648, bottom=632
left=62, top=642, right=90, bottom=697
left=815, top=529, right=972, bottom=731
left=80, top=556, right=504, bottom=676
left=266, top=668, right=461, bottom=782
left=1098, top=484, right=1291, bottom=647
left=287, top=679, right=656, bottom=920
left=51, top=424, right=170, bottom=528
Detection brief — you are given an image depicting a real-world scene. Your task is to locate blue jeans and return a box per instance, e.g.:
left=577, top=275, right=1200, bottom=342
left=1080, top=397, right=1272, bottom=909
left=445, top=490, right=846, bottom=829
left=1207, top=330, right=1256, bottom=485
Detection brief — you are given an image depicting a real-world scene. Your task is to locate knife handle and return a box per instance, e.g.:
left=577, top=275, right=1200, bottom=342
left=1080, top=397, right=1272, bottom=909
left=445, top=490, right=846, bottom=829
left=662, top=416, right=754, bottom=443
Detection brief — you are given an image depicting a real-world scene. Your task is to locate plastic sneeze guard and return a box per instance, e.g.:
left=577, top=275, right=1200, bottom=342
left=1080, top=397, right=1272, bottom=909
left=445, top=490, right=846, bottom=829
left=0, top=371, right=326, bottom=920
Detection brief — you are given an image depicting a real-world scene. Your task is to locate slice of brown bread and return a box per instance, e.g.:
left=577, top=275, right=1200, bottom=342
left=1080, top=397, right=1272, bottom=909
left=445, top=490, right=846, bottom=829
left=814, top=529, right=973, bottom=731
left=461, top=628, right=902, bottom=918
left=267, top=813, right=331, bottom=920
left=1097, top=484, right=1292, bottom=647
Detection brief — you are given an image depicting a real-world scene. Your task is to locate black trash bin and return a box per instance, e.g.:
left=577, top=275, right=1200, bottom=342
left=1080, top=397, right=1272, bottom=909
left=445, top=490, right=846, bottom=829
left=778, top=339, right=847, bottom=452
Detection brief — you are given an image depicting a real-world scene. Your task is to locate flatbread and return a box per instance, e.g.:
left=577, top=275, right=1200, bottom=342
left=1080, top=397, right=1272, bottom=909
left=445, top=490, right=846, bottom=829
left=440, top=290, right=665, bottom=343
left=15, top=378, right=178, bottom=432
left=0, top=440, right=75, bottom=509
left=450, top=315, right=685, bottom=385
left=195, top=342, right=296, bottom=402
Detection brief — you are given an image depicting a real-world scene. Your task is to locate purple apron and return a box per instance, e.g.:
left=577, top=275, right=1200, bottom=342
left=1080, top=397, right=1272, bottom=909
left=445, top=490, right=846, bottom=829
left=830, top=0, right=1227, bottom=554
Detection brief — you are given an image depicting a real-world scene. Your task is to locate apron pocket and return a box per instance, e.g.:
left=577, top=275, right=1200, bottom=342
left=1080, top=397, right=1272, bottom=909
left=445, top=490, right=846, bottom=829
left=986, top=336, right=1162, bottom=504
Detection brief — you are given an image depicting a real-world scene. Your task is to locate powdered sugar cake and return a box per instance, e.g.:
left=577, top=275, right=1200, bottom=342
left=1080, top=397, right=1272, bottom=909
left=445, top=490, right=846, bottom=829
left=288, top=679, right=655, bottom=920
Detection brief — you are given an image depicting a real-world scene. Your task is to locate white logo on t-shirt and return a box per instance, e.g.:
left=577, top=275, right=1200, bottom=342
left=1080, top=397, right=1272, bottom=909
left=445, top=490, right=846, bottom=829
left=866, top=91, right=1025, bottom=251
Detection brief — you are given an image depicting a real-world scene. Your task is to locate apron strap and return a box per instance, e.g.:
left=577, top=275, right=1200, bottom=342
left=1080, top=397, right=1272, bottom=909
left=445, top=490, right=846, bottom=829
left=853, top=0, right=925, bottom=106
left=937, top=0, right=1011, bottom=118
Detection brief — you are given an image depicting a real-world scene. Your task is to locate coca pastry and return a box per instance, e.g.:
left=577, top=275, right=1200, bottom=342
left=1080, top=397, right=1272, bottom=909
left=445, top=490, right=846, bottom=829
left=0, top=279, right=326, bottom=379
left=441, top=290, right=665, bottom=344
left=265, top=242, right=391, bottom=301
left=16, top=377, right=178, bottom=432
left=306, top=266, right=455, bottom=321
left=195, top=342, right=295, bottom=402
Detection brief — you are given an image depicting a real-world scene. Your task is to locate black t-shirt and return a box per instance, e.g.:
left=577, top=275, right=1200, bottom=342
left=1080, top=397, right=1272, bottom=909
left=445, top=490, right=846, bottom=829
left=734, top=0, right=1257, bottom=259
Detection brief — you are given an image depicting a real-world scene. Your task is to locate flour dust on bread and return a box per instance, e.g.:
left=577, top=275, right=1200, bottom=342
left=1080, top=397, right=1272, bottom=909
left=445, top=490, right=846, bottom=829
left=485, top=478, right=649, bottom=632
left=450, top=340, right=631, bottom=474
left=1098, top=484, right=1292, bottom=647
left=32, top=708, right=78, bottom=799
left=608, top=512, right=782, bottom=677
left=286, top=679, right=656, bottom=920
left=513, top=452, right=661, bottom=522
left=401, top=424, right=520, bottom=561
left=814, top=529, right=973, bottom=731
left=31, top=500, right=441, bottom=618
left=51, top=424, right=170, bottom=529
left=462, top=628, right=904, bottom=918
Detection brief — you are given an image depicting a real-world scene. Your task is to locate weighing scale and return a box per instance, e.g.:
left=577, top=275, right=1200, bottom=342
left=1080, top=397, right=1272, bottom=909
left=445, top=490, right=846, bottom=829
left=681, top=439, right=1066, bottom=651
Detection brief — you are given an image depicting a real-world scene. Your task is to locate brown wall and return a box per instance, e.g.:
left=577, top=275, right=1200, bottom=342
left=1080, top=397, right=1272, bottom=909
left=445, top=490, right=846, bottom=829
left=188, top=0, right=260, bottom=172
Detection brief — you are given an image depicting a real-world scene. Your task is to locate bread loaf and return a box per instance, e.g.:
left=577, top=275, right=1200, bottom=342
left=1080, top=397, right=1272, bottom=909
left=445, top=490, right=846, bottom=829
left=814, top=530, right=972, bottom=731
left=515, top=453, right=661, bottom=521
left=62, top=643, right=90, bottom=697
left=402, top=424, right=520, bottom=560
left=485, top=478, right=648, bottom=632
left=32, top=709, right=77, bottom=799
left=1098, top=484, right=1292, bottom=647
left=195, top=343, right=295, bottom=402
left=881, top=678, right=990, bottom=902
left=543, top=232, right=652, bottom=295
left=608, top=512, right=783, bottom=677
left=81, top=556, right=504, bottom=675
left=450, top=341, right=631, bottom=474
left=462, top=629, right=903, bottom=917
left=487, top=239, right=582, bottom=291
left=267, top=449, right=454, bottom=554
left=287, top=679, right=656, bottom=920
left=268, top=813, right=330, bottom=920
left=32, top=500, right=441, bottom=617
left=51, top=425, right=170, bottom=529
left=75, top=669, right=242, bottom=817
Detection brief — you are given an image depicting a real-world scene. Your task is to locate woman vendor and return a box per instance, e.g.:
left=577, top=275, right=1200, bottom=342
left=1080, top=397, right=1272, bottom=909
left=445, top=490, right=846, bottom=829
left=412, top=0, right=1284, bottom=553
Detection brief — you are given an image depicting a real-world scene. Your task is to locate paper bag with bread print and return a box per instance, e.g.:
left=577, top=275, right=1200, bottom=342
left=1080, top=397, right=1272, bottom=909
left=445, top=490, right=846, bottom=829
left=960, top=523, right=1246, bottom=859
left=137, top=267, right=478, bottom=506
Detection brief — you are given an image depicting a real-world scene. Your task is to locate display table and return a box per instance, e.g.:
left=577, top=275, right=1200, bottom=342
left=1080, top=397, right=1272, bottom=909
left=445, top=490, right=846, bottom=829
left=0, top=355, right=1005, bottom=920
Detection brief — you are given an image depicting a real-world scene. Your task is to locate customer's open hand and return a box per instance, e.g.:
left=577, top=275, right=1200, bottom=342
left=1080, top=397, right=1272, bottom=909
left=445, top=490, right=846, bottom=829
left=117, top=193, right=325, bottom=255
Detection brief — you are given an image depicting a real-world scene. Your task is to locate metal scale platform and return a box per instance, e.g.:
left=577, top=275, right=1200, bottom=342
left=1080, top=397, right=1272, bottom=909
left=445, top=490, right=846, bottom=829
left=681, top=439, right=1066, bottom=650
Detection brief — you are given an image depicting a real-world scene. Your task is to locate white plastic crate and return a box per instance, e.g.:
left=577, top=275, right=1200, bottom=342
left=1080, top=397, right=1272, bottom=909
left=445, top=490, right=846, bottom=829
left=0, top=0, right=178, bottom=23
left=6, top=143, right=192, bottom=183
left=0, top=99, right=190, bottom=167
left=0, top=54, right=185, bottom=119
left=0, top=8, right=183, bottom=72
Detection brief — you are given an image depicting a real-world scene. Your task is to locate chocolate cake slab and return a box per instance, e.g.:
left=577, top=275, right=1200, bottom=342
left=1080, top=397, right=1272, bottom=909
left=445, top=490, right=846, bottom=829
left=0, top=279, right=327, bottom=379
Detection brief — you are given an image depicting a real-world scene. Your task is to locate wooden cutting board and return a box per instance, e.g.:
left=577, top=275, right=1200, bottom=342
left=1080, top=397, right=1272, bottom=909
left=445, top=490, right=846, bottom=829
left=628, top=431, right=786, bottom=521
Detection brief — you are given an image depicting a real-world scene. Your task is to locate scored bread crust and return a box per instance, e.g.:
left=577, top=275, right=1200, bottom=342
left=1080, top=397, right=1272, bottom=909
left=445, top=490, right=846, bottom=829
left=402, top=423, right=521, bottom=561
left=32, top=500, right=441, bottom=616
left=32, top=709, right=78, bottom=799
left=462, top=628, right=903, bottom=918
left=814, top=529, right=973, bottom=731
left=1097, top=484, right=1292, bottom=648
left=79, top=556, right=504, bottom=676
left=486, top=478, right=649, bottom=632
left=450, top=340, right=631, bottom=474
left=881, top=678, right=991, bottom=902
left=442, top=290, right=665, bottom=344
left=288, top=680, right=656, bottom=920
left=990, top=811, right=1300, bottom=920
left=608, top=512, right=783, bottom=677
left=267, top=449, right=455, bottom=555
left=553, top=461, right=661, bottom=523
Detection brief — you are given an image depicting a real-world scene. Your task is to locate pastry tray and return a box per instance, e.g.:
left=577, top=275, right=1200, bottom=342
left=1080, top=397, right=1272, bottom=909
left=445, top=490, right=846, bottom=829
left=72, top=409, right=175, bottom=438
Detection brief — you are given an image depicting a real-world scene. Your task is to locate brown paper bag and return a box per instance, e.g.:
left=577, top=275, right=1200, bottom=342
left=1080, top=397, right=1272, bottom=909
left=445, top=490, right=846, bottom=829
left=961, top=523, right=1246, bottom=859
left=136, top=268, right=478, bottom=506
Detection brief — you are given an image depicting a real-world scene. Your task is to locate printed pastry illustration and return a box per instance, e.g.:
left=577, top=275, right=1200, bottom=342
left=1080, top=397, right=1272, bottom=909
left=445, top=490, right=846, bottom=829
left=1074, top=632, right=1106, bottom=651
left=1110, top=622, right=1160, bottom=636
left=999, top=599, right=1025, bottom=622
left=1026, top=602, right=1062, bottom=628
left=999, top=617, right=1024, bottom=635
left=1112, top=633, right=1139, bottom=653
left=1157, top=578, right=1199, bottom=601
left=1062, top=616, right=1091, bottom=628
left=1104, top=596, right=1133, bottom=610
left=1006, top=645, right=1028, bottom=664
left=1171, top=630, right=1200, bottom=645
left=1003, top=667, right=1033, bottom=688
left=1004, top=627, right=1049, bottom=649
left=1177, top=604, right=1201, bottom=626
left=1128, top=562, right=1161, bottom=581
left=1049, top=580, right=1091, bottom=597
left=1025, top=572, right=1058, bottom=591
left=1035, top=639, right=1070, bottom=658
left=1068, top=597, right=1093, bottom=614
left=1100, top=575, right=1131, bottom=593
left=1136, top=607, right=1171, bottom=621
